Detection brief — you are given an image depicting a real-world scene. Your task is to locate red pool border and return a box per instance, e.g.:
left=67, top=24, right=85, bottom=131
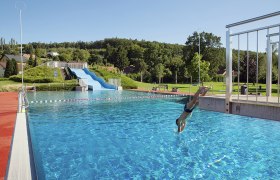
left=0, top=92, right=18, bottom=180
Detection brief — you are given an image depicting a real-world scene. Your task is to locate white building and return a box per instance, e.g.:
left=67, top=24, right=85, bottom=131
left=47, top=52, right=59, bottom=57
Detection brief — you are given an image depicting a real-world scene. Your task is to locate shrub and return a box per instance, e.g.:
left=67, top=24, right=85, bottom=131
left=0, top=78, right=9, bottom=81
left=121, top=75, right=137, bottom=89
left=35, top=83, right=77, bottom=91
left=9, top=75, right=54, bottom=83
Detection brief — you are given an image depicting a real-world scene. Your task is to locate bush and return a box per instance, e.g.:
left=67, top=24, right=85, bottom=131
left=9, top=75, right=54, bottom=83
left=35, top=83, right=77, bottom=91
left=121, top=75, right=137, bottom=89
left=127, top=73, right=140, bottom=81
left=0, top=78, right=9, bottom=81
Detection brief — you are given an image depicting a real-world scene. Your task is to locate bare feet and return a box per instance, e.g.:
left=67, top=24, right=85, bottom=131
left=200, top=86, right=210, bottom=96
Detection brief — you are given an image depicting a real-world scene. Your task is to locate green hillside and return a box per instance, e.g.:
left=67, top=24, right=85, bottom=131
left=90, top=66, right=137, bottom=89
left=9, top=66, right=64, bottom=83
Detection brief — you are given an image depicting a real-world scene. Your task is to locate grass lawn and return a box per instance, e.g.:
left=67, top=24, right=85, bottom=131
left=1, top=76, right=279, bottom=97
left=135, top=81, right=280, bottom=97
left=0, top=80, right=78, bottom=92
left=0, top=80, right=22, bottom=91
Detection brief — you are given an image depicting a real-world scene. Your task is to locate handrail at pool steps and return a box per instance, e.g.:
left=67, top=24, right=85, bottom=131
left=18, top=87, right=29, bottom=113
left=83, top=68, right=116, bottom=90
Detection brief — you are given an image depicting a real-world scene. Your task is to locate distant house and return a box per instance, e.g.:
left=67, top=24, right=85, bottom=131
left=47, top=52, right=59, bottom=57
left=23, top=53, right=36, bottom=60
left=0, top=54, right=28, bottom=77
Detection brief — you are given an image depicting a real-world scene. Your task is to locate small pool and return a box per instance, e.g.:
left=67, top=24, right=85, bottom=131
left=27, top=91, right=280, bottom=179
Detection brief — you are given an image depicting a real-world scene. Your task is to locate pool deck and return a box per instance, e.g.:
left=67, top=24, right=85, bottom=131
left=131, top=89, right=280, bottom=121
left=0, top=92, right=18, bottom=180
left=199, top=94, right=280, bottom=121
left=128, top=88, right=192, bottom=96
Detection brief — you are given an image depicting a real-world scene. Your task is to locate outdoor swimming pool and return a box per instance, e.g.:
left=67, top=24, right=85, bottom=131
left=27, top=91, right=280, bottom=179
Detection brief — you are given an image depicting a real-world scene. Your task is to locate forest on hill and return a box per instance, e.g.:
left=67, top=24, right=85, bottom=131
left=1, top=31, right=278, bottom=84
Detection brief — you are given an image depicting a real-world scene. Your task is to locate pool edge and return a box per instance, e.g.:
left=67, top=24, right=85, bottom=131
left=6, top=111, right=37, bottom=180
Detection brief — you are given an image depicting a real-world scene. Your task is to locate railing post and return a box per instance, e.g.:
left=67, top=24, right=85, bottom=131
left=225, top=29, right=232, bottom=113
left=278, top=26, right=280, bottom=105
left=237, top=35, right=240, bottom=102
left=266, top=29, right=272, bottom=98
left=18, top=90, right=22, bottom=113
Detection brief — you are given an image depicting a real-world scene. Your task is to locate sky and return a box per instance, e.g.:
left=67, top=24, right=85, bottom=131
left=0, top=0, right=280, bottom=50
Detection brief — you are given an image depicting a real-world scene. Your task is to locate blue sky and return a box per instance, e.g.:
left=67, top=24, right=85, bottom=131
left=0, top=0, right=280, bottom=50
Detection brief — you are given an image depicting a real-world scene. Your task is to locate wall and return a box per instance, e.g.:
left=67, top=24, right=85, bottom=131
left=199, top=96, right=280, bottom=121
left=199, top=96, right=225, bottom=113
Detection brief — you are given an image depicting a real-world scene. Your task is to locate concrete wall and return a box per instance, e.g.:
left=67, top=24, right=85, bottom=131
left=199, top=96, right=280, bottom=121
left=231, top=102, right=280, bottom=121
left=199, top=96, right=225, bottom=113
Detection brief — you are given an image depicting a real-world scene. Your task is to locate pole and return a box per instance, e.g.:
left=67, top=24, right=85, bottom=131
left=266, top=28, right=272, bottom=101
left=198, top=33, right=201, bottom=86
left=278, top=26, right=280, bottom=105
left=256, top=31, right=259, bottom=102
left=246, top=33, right=249, bottom=101
left=20, top=9, right=23, bottom=89
left=237, top=35, right=240, bottom=102
left=225, top=29, right=232, bottom=113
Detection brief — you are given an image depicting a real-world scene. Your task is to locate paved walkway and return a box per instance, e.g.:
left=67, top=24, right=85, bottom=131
left=0, top=92, right=18, bottom=180
left=129, top=88, right=193, bottom=96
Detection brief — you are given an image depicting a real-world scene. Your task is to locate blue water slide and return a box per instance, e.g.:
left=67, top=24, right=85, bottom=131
left=83, top=68, right=116, bottom=90
left=70, top=68, right=116, bottom=90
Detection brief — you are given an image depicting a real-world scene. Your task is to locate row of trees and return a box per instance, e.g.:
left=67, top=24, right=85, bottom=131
left=1, top=32, right=278, bottom=83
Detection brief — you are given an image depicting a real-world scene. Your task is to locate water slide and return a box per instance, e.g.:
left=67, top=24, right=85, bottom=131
left=70, top=68, right=116, bottom=90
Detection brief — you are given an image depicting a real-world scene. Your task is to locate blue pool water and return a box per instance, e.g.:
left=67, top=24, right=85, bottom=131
left=27, top=91, right=280, bottom=179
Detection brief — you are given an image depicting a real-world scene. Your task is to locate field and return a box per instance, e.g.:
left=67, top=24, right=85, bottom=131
left=135, top=81, right=280, bottom=97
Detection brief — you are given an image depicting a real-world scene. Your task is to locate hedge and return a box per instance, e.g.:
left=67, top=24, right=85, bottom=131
left=34, top=83, right=77, bottom=91
left=0, top=78, right=9, bottom=81
left=9, top=75, right=54, bottom=83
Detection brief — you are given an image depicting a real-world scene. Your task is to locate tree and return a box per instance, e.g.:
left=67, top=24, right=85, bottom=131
left=144, top=43, right=162, bottom=68
left=33, top=58, right=38, bottom=67
left=239, top=52, right=273, bottom=84
left=187, top=53, right=210, bottom=85
left=24, top=44, right=34, bottom=54
left=127, top=44, right=144, bottom=63
left=72, top=49, right=90, bottom=62
left=59, top=52, right=72, bottom=62
left=0, top=37, right=4, bottom=50
left=4, top=59, right=14, bottom=78
left=167, top=56, right=184, bottom=83
left=104, top=44, right=115, bottom=63
left=88, top=54, right=104, bottom=65
left=134, top=58, right=148, bottom=82
left=35, top=48, right=47, bottom=58
left=28, top=54, right=33, bottom=66
left=183, top=31, right=224, bottom=78
left=155, top=63, right=165, bottom=83
left=11, top=59, right=18, bottom=75
left=114, top=47, right=129, bottom=71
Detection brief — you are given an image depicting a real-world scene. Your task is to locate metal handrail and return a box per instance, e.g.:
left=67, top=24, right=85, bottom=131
left=230, top=23, right=280, bottom=36
left=18, top=87, right=29, bottom=112
left=226, top=11, right=280, bottom=28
